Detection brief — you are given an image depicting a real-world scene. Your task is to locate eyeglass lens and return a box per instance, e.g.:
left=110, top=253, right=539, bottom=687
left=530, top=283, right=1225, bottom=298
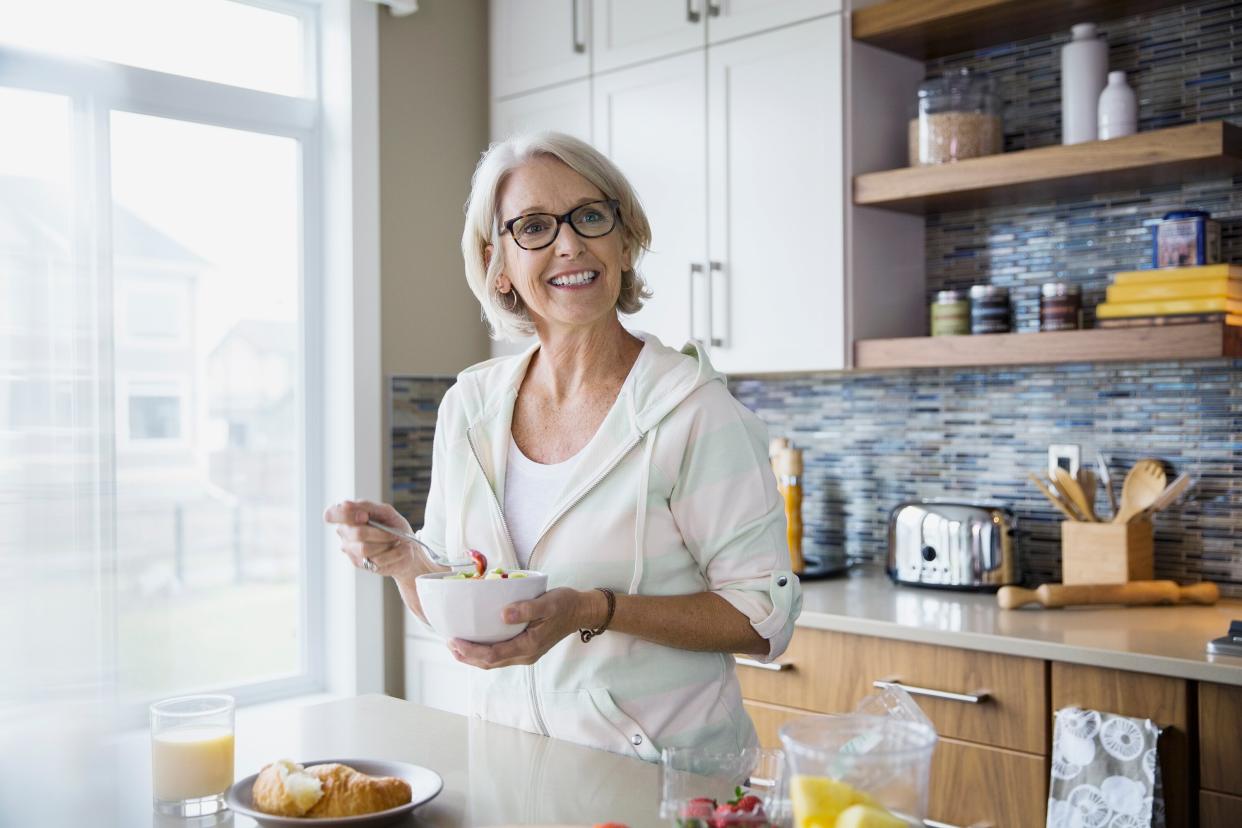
left=510, top=201, right=616, bottom=250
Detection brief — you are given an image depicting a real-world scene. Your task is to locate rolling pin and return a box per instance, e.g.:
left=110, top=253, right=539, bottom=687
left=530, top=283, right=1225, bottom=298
left=998, top=580, right=1220, bottom=610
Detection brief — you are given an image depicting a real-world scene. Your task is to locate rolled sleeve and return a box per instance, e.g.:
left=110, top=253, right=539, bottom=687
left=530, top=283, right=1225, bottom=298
left=669, top=388, right=803, bottom=661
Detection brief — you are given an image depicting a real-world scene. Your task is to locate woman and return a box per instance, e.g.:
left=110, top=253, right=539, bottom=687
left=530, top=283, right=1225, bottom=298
left=325, top=132, right=801, bottom=761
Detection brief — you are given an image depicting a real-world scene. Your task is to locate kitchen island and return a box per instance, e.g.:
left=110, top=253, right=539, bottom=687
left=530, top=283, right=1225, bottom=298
left=120, top=693, right=661, bottom=828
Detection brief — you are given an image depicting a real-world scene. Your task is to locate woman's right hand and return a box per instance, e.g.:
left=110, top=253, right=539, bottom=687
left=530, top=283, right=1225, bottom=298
left=322, top=499, right=441, bottom=583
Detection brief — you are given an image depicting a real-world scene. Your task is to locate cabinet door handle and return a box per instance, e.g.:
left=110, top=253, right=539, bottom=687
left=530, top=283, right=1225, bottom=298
left=688, top=262, right=705, bottom=342
left=686, top=0, right=701, bottom=23
left=736, top=656, right=791, bottom=672
left=873, top=680, right=989, bottom=705
left=707, top=0, right=721, bottom=16
left=707, top=260, right=724, bottom=347
left=571, top=0, right=586, bottom=54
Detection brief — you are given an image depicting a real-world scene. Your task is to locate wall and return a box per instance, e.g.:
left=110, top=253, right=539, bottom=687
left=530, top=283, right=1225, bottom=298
left=378, top=0, right=491, bottom=378
left=377, top=0, right=490, bottom=696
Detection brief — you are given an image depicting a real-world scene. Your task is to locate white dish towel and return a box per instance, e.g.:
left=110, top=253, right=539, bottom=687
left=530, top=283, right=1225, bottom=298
left=1046, top=706, right=1165, bottom=828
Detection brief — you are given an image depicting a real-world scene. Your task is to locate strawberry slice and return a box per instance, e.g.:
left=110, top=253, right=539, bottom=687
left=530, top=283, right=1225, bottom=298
left=468, top=549, right=487, bottom=577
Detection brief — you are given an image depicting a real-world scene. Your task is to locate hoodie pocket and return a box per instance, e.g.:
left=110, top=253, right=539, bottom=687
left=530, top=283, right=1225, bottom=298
left=583, top=688, right=661, bottom=763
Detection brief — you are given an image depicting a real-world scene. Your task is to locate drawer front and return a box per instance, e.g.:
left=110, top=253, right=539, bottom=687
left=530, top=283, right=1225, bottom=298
left=1200, top=682, right=1242, bottom=797
left=1051, top=662, right=1189, bottom=828
left=743, top=700, right=1046, bottom=828
left=736, top=628, right=1046, bottom=753
left=1201, top=790, right=1242, bottom=827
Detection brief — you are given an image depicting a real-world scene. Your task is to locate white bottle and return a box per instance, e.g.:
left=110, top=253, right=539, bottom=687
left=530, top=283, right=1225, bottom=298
left=1061, top=23, right=1108, bottom=145
left=1097, top=70, right=1137, bottom=140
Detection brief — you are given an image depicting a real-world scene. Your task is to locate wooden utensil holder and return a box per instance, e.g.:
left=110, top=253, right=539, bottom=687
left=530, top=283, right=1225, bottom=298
left=1061, top=520, right=1154, bottom=585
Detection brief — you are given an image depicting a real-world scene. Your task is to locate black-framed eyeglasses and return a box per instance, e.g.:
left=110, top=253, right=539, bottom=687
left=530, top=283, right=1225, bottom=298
left=500, top=199, right=621, bottom=251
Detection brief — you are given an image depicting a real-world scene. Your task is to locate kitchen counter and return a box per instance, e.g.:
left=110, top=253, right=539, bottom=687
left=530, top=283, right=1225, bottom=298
left=796, top=566, right=1242, bottom=686
left=117, top=694, right=659, bottom=828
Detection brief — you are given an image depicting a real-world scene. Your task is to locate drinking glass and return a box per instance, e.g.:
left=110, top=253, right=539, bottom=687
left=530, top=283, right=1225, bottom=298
left=780, top=714, right=936, bottom=826
left=150, top=694, right=235, bottom=817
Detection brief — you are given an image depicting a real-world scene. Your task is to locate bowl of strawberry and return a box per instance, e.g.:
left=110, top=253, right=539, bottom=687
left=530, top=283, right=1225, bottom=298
left=678, top=787, right=773, bottom=827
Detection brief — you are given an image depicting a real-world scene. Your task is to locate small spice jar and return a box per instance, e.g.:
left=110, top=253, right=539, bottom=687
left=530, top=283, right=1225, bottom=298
left=1040, top=282, right=1082, bottom=331
left=930, top=289, right=970, bottom=336
left=969, top=284, right=1011, bottom=334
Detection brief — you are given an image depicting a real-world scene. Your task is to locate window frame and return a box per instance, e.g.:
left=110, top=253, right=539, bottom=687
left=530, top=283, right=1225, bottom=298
left=0, top=0, right=330, bottom=723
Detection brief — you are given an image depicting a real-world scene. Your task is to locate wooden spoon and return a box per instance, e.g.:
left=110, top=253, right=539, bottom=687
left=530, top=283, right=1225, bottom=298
left=1054, top=466, right=1097, bottom=522
left=1077, top=468, right=1100, bottom=522
left=1113, top=459, right=1167, bottom=524
left=1028, top=472, right=1085, bottom=521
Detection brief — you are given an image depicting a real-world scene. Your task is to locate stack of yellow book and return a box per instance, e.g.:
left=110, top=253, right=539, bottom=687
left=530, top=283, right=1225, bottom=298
left=1096, top=264, right=1242, bottom=328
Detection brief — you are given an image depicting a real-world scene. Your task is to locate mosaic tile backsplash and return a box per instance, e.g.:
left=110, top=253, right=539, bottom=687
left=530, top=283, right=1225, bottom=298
left=389, top=1, right=1241, bottom=596
left=389, top=376, right=454, bottom=528
left=921, top=0, right=1242, bottom=326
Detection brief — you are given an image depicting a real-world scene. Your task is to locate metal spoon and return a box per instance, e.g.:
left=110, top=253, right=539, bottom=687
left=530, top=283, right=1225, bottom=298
left=365, top=519, right=477, bottom=571
left=1096, top=451, right=1119, bottom=519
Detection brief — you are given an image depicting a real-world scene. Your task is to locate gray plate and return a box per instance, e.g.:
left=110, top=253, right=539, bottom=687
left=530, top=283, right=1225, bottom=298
left=225, top=758, right=442, bottom=827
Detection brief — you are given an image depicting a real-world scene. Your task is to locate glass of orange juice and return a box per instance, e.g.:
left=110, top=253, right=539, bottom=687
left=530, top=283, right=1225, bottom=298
left=150, top=694, right=235, bottom=817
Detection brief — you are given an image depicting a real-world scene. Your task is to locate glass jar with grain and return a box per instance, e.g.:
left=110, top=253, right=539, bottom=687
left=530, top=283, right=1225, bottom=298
left=909, top=68, right=1003, bottom=166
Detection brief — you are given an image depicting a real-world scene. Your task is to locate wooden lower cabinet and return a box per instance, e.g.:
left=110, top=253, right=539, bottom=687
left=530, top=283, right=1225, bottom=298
left=1051, top=662, right=1190, bottom=828
left=1200, top=789, right=1242, bottom=826
left=1200, top=682, right=1242, bottom=797
left=743, top=699, right=1047, bottom=828
left=736, top=627, right=1047, bottom=754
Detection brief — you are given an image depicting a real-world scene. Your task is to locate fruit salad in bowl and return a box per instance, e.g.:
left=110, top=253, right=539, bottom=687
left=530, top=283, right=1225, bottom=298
left=415, top=549, right=547, bottom=643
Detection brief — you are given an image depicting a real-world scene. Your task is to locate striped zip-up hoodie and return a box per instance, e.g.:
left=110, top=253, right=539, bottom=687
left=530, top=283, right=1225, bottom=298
left=415, top=333, right=802, bottom=761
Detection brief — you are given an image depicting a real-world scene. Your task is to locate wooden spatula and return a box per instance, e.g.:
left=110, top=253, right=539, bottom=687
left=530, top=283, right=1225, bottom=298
left=1113, top=459, right=1166, bottom=524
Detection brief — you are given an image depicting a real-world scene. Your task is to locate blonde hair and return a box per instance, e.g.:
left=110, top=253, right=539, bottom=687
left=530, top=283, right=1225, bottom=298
left=461, top=131, right=652, bottom=341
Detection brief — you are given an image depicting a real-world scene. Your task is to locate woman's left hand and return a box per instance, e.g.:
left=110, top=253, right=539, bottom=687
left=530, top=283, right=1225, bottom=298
left=448, top=587, right=597, bottom=669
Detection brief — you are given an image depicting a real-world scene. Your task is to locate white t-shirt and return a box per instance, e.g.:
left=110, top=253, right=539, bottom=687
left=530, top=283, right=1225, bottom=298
left=504, top=438, right=579, bottom=568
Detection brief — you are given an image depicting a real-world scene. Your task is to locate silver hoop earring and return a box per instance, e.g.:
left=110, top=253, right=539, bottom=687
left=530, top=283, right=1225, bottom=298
left=498, top=289, right=518, bottom=312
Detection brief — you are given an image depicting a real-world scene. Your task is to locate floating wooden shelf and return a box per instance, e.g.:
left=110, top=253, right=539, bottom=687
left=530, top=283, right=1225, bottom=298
left=853, top=323, right=1242, bottom=370
left=853, top=0, right=1185, bottom=60
left=852, top=122, right=1242, bottom=214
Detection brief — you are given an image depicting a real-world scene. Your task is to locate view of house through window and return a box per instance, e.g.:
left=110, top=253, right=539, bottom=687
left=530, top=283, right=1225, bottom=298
left=109, top=112, right=304, bottom=700
left=0, top=0, right=318, bottom=714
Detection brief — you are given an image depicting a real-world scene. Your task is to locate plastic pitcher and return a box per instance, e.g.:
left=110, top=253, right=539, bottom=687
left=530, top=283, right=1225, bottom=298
left=779, top=714, right=937, bottom=827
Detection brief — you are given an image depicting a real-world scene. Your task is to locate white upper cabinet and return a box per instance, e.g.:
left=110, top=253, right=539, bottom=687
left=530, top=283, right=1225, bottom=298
left=592, top=52, right=707, bottom=350
left=491, top=0, right=591, bottom=99
left=706, top=15, right=844, bottom=373
left=491, top=79, right=593, bottom=144
left=590, top=0, right=706, bottom=75
left=706, top=0, right=841, bottom=44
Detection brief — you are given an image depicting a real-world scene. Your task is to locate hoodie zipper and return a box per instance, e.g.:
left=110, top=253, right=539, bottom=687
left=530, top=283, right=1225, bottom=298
left=466, top=426, right=517, bottom=561
left=527, top=432, right=644, bottom=573
left=521, top=432, right=643, bottom=740
left=466, top=426, right=551, bottom=737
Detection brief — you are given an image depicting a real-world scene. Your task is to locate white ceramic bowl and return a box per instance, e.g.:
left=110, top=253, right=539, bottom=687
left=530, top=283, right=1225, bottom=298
left=415, top=570, right=548, bottom=643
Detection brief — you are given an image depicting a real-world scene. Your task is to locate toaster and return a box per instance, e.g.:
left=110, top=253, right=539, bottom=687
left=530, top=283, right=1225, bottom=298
left=887, top=499, right=1019, bottom=590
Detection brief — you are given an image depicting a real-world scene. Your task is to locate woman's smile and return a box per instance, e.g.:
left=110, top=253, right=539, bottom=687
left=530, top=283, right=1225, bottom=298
left=547, top=268, right=600, bottom=289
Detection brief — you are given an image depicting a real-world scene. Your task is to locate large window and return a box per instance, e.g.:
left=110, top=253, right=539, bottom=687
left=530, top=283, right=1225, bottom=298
left=0, top=0, right=323, bottom=720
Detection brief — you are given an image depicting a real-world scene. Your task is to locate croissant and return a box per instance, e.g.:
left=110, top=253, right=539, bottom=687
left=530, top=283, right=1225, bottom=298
left=252, top=759, right=412, bottom=818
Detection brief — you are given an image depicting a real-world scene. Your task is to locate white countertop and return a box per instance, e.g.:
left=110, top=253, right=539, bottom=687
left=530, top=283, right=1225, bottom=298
left=796, top=567, right=1242, bottom=686
left=114, top=694, right=660, bottom=828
